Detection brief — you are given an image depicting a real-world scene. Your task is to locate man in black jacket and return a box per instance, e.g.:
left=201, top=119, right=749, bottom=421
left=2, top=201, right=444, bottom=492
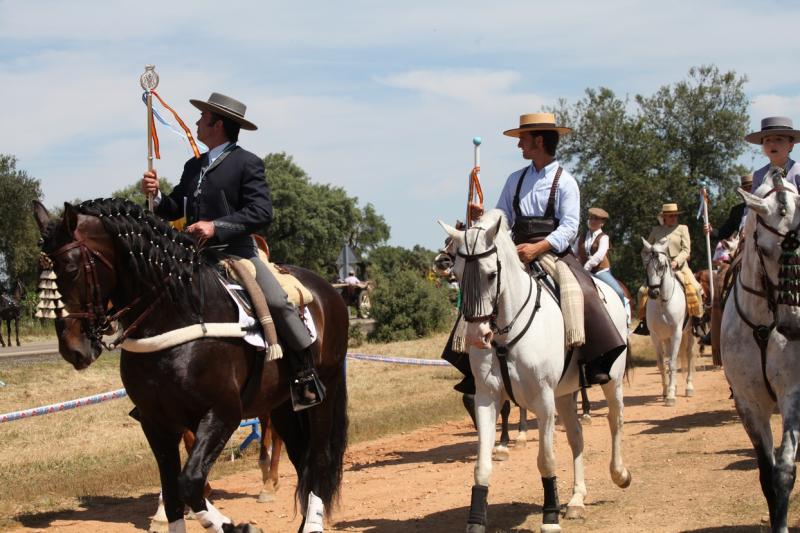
left=141, top=92, right=324, bottom=411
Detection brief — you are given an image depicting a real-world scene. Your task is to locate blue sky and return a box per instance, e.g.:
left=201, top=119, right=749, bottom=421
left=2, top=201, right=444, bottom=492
left=3, top=1, right=800, bottom=251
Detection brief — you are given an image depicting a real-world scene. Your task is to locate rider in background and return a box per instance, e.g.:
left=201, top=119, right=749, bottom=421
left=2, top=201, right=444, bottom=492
left=633, top=203, right=705, bottom=338
left=572, top=207, right=629, bottom=317
left=343, top=269, right=361, bottom=286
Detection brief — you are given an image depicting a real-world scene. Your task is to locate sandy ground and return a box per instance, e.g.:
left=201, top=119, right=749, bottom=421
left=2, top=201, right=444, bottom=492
left=8, top=356, right=800, bottom=533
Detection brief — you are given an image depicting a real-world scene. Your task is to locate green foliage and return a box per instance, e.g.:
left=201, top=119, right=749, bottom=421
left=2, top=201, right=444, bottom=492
left=0, top=155, right=43, bottom=286
left=111, top=177, right=175, bottom=206
left=367, top=245, right=435, bottom=279
left=369, top=268, right=454, bottom=342
left=261, top=153, right=389, bottom=277
left=551, top=65, right=750, bottom=287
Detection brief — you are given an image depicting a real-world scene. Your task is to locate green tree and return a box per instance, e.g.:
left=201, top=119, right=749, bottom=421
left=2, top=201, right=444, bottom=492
left=0, top=155, right=43, bottom=286
left=552, top=65, right=750, bottom=286
left=262, top=152, right=389, bottom=278
left=369, top=268, right=453, bottom=342
left=367, top=245, right=435, bottom=279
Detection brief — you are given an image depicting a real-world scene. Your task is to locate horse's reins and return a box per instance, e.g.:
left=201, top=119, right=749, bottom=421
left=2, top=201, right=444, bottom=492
left=733, top=180, right=800, bottom=401
left=48, top=229, right=165, bottom=351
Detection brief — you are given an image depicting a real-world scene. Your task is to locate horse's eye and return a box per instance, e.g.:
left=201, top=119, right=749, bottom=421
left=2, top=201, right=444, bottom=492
left=488, top=272, right=497, bottom=282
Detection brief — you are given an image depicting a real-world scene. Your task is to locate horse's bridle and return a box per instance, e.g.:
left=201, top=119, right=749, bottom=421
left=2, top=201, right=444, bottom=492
left=645, top=249, right=676, bottom=302
left=456, top=236, right=538, bottom=342
left=47, top=229, right=164, bottom=350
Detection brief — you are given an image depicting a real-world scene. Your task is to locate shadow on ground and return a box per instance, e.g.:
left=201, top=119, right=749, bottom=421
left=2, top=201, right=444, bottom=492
left=335, top=501, right=540, bottom=533
left=635, top=409, right=739, bottom=435
left=682, top=526, right=800, bottom=532
left=15, top=494, right=158, bottom=531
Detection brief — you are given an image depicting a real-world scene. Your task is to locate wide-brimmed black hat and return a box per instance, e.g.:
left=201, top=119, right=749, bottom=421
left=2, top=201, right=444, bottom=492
left=190, top=92, right=257, bottom=131
left=745, top=116, right=800, bottom=144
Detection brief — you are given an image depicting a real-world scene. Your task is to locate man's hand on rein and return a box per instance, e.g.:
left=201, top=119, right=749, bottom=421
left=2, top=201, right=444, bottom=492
left=516, top=241, right=551, bottom=263
left=186, top=220, right=216, bottom=241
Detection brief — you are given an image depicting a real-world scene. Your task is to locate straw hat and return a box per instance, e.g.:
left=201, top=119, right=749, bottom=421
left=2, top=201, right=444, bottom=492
left=588, top=207, right=609, bottom=219
left=190, top=92, right=257, bottom=131
left=503, top=112, right=571, bottom=138
left=660, top=203, right=682, bottom=215
left=745, top=116, right=800, bottom=144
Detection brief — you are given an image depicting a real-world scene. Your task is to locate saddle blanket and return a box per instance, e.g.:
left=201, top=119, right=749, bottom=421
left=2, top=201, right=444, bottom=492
left=115, top=279, right=317, bottom=353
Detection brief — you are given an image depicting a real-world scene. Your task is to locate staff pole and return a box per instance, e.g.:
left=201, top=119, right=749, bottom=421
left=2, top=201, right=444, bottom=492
left=466, top=136, right=482, bottom=229
left=701, top=187, right=714, bottom=304
left=140, top=65, right=159, bottom=211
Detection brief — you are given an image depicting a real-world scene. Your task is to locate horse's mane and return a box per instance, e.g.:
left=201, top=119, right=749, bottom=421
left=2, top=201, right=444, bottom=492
left=68, top=198, right=219, bottom=310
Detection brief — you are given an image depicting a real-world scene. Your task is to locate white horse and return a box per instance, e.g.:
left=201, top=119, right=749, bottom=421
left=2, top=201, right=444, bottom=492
left=641, top=238, right=695, bottom=406
left=440, top=210, right=631, bottom=533
left=721, top=169, right=800, bottom=533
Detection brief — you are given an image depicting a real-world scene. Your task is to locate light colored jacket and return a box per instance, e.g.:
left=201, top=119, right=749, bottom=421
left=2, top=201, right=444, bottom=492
left=642, top=223, right=701, bottom=291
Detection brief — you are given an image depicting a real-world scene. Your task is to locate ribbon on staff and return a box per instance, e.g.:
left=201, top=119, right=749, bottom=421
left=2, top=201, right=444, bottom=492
left=141, top=90, right=202, bottom=160
left=696, top=188, right=710, bottom=219
left=469, top=165, right=483, bottom=209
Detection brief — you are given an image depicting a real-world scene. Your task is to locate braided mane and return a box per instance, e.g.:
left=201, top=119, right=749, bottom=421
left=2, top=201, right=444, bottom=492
left=74, top=198, right=216, bottom=307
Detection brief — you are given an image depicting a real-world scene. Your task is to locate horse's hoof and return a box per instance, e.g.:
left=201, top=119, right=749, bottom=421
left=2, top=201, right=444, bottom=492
left=257, top=491, right=275, bottom=503
left=148, top=520, right=168, bottom=533
left=686, top=389, right=694, bottom=397
left=540, top=524, right=562, bottom=532
left=466, top=523, right=486, bottom=533
left=665, top=398, right=676, bottom=407
left=186, top=510, right=197, bottom=520
left=618, top=469, right=632, bottom=489
left=580, top=414, right=592, bottom=425
left=516, top=434, right=528, bottom=447
left=492, top=445, right=509, bottom=461
left=565, top=505, right=585, bottom=519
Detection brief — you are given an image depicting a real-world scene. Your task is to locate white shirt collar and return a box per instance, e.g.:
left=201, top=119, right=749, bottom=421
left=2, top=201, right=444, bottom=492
left=207, top=142, right=232, bottom=164
left=530, top=159, right=559, bottom=176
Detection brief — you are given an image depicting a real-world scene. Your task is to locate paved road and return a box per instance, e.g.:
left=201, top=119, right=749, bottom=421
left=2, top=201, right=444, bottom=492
left=0, top=341, right=60, bottom=364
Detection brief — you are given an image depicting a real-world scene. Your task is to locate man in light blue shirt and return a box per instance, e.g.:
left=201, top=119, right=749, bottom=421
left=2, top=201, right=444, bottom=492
left=472, top=112, right=625, bottom=386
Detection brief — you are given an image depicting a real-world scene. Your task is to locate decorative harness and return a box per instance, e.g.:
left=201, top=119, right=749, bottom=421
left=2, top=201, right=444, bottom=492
left=456, top=227, right=549, bottom=405
left=733, top=180, right=800, bottom=401
left=46, top=229, right=167, bottom=351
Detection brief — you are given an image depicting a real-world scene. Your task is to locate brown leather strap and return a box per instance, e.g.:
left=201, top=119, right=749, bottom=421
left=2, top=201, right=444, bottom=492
left=544, top=167, right=563, bottom=219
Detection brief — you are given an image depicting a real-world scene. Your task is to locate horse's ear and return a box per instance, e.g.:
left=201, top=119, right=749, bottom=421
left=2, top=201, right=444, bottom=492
left=32, top=201, right=51, bottom=235
left=485, top=214, right=503, bottom=242
left=739, top=187, right=768, bottom=215
left=438, top=220, right=461, bottom=240
left=641, top=237, right=652, bottom=252
left=63, top=202, right=79, bottom=233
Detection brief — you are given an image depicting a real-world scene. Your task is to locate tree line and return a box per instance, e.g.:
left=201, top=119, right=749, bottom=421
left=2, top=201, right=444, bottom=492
left=0, top=64, right=756, bottom=336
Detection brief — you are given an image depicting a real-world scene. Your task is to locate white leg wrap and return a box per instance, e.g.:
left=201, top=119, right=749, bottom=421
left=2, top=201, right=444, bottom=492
left=195, top=500, right=233, bottom=532
left=167, top=519, right=187, bottom=533
left=302, top=491, right=325, bottom=533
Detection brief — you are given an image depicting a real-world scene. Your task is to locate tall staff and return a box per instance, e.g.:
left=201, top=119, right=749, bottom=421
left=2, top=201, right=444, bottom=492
left=140, top=65, right=159, bottom=211
left=700, top=187, right=714, bottom=303
left=466, top=136, right=483, bottom=228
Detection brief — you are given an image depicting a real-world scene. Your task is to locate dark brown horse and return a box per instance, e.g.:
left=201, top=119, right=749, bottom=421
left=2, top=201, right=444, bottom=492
left=33, top=198, right=348, bottom=533
left=0, top=280, right=24, bottom=347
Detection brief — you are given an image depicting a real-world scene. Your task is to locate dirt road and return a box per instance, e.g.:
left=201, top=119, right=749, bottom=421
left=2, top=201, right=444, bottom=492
left=8, top=358, right=796, bottom=532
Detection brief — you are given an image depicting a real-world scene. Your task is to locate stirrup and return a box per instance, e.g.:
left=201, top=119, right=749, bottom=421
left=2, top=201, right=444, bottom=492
left=290, top=370, right=326, bottom=411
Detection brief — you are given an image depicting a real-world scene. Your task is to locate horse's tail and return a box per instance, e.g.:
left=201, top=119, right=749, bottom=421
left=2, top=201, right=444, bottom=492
left=624, top=339, right=635, bottom=385
left=296, top=364, right=349, bottom=518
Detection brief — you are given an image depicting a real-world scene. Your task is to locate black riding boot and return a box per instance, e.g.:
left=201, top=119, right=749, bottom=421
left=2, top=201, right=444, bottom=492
left=691, top=316, right=706, bottom=339
left=632, top=316, right=650, bottom=336
left=289, top=347, right=326, bottom=412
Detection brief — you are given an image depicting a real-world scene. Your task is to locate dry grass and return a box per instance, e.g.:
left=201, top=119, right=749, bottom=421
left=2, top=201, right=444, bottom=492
left=0, top=326, right=685, bottom=529
left=0, top=333, right=462, bottom=528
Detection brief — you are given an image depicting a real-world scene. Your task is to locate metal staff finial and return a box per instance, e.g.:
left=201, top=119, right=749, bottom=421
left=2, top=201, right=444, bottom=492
left=140, top=65, right=159, bottom=211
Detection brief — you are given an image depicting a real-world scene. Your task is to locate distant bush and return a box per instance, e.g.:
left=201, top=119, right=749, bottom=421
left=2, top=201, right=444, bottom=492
left=369, top=269, right=454, bottom=342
